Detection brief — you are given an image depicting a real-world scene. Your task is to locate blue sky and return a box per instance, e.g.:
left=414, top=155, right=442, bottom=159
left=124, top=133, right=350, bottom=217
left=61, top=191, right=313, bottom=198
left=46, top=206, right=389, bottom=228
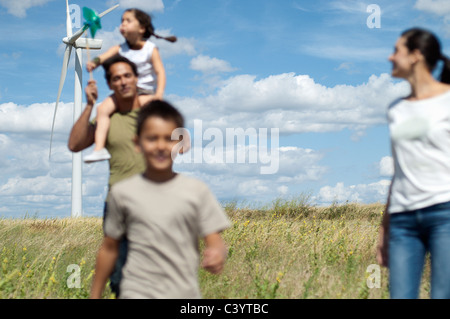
left=1, top=0, right=450, bottom=218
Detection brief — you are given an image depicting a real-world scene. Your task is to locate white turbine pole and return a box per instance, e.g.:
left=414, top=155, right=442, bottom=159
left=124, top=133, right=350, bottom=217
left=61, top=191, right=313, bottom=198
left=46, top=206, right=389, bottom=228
left=72, top=46, right=83, bottom=218
left=50, top=1, right=119, bottom=218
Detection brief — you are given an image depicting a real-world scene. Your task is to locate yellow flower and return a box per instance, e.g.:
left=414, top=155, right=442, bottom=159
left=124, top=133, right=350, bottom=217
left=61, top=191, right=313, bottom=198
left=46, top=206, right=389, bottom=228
left=276, top=272, right=284, bottom=283
left=22, top=247, right=27, bottom=252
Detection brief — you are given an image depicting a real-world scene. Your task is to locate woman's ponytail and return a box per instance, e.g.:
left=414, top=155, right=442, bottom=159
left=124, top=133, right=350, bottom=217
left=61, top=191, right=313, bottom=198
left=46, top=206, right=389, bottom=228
left=440, top=54, right=450, bottom=84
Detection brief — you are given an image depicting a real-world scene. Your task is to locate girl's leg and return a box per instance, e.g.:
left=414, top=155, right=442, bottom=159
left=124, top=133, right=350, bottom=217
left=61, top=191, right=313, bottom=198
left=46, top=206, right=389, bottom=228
left=83, top=97, right=115, bottom=163
left=94, top=97, right=115, bottom=151
left=388, top=211, right=426, bottom=299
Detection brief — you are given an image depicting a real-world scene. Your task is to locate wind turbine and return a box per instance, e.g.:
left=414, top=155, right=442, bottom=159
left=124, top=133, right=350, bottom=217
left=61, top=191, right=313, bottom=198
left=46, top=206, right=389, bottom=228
left=50, top=1, right=119, bottom=217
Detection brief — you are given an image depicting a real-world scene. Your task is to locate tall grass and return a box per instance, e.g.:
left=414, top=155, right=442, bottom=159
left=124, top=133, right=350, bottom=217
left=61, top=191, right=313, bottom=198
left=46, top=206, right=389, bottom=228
left=0, top=198, right=432, bottom=299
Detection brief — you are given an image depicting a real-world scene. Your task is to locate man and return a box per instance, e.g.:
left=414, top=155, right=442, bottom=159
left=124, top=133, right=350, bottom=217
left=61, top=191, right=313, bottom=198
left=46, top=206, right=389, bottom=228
left=68, top=55, right=148, bottom=297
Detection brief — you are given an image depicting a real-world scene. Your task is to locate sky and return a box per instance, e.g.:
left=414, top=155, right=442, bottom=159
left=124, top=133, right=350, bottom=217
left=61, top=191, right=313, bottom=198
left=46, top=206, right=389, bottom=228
left=1, top=0, right=450, bottom=218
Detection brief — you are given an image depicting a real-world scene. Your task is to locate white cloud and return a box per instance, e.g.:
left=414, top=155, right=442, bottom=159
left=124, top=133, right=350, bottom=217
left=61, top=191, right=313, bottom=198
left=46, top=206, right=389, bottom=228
left=153, top=30, right=197, bottom=58
left=0, top=0, right=54, bottom=18
left=0, top=102, right=68, bottom=133
left=173, top=145, right=327, bottom=202
left=170, top=72, right=410, bottom=134
left=414, top=0, right=450, bottom=16
left=379, top=156, right=394, bottom=177
left=108, top=0, right=164, bottom=13
left=190, top=55, right=236, bottom=75
left=317, top=180, right=391, bottom=205
left=0, top=71, right=406, bottom=217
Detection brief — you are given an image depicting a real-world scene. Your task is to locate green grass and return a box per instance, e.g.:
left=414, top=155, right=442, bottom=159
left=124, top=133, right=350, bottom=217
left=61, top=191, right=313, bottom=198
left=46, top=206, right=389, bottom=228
left=0, top=199, right=432, bottom=299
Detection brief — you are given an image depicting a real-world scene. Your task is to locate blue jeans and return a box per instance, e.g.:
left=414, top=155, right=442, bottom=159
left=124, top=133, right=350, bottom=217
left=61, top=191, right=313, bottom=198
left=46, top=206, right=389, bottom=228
left=389, top=201, right=450, bottom=299
left=103, top=202, right=128, bottom=297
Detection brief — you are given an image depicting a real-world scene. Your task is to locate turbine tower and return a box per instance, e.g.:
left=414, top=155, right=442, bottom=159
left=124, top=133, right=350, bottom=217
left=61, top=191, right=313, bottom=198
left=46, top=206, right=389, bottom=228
left=50, top=1, right=119, bottom=217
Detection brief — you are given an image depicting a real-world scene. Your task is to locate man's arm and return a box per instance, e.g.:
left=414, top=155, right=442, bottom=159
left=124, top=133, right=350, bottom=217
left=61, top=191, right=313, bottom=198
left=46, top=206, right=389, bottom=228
left=201, top=232, right=228, bottom=274
left=67, top=80, right=97, bottom=152
left=90, top=236, right=120, bottom=299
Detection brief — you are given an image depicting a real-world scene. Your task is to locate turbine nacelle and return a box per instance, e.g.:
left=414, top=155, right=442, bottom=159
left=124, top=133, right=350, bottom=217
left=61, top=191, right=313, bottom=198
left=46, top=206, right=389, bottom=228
left=62, top=36, right=103, bottom=50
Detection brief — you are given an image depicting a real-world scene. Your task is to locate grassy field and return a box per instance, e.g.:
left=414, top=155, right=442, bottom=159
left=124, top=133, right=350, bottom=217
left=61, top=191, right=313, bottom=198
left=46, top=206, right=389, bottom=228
left=0, top=198, right=432, bottom=299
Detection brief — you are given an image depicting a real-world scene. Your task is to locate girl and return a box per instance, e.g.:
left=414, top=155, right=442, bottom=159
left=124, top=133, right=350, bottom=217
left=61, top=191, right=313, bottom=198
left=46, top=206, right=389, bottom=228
left=377, top=28, right=450, bottom=299
left=83, top=8, right=176, bottom=163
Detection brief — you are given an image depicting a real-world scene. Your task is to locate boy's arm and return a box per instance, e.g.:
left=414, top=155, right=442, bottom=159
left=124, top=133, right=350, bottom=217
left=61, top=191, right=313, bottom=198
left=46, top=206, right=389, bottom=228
left=201, top=232, right=228, bottom=274
left=90, top=236, right=120, bottom=299
left=87, top=45, right=120, bottom=72
left=67, top=80, right=97, bottom=152
left=150, top=47, right=166, bottom=100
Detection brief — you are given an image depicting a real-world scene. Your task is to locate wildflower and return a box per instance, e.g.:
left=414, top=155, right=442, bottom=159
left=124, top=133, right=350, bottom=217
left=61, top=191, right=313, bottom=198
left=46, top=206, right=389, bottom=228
left=49, top=275, right=56, bottom=283
left=22, top=247, right=27, bottom=252
left=276, top=272, right=284, bottom=283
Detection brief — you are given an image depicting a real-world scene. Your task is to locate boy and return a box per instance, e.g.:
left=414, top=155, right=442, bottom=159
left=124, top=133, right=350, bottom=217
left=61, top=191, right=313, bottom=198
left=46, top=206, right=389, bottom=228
left=90, top=100, right=231, bottom=299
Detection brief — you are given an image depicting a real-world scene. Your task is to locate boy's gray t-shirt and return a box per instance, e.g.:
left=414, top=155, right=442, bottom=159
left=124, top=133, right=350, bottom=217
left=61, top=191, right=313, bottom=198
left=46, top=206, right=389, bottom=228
left=104, top=173, right=231, bottom=299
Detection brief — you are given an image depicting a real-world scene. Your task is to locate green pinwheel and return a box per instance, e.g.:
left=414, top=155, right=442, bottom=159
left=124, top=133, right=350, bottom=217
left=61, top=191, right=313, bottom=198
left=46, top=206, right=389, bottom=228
left=83, top=7, right=102, bottom=38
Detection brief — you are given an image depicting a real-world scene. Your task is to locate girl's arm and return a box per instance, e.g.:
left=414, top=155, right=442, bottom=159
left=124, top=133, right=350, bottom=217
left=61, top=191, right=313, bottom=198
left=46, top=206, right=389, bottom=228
left=87, top=45, right=120, bottom=72
left=150, top=47, right=166, bottom=100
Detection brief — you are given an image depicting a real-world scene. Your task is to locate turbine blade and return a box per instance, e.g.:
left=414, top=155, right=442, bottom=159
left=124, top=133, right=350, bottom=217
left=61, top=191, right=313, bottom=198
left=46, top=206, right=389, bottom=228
left=67, top=24, right=88, bottom=44
left=98, top=4, right=119, bottom=18
left=67, top=4, right=119, bottom=43
left=49, top=44, right=72, bottom=159
left=66, top=0, right=73, bottom=37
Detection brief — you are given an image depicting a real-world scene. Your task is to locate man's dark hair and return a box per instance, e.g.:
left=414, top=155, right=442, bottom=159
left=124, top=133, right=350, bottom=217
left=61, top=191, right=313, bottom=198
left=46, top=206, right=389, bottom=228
left=137, top=100, right=185, bottom=136
left=102, top=55, right=138, bottom=83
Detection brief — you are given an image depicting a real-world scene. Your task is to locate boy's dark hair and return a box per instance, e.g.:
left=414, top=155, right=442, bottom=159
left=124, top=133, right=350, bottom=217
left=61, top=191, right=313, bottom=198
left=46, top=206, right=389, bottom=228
left=102, top=55, right=138, bottom=83
left=137, top=100, right=185, bottom=136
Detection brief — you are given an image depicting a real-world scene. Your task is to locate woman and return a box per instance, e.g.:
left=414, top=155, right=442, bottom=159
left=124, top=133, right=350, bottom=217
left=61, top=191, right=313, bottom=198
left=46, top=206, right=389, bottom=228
left=377, top=28, right=450, bottom=299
